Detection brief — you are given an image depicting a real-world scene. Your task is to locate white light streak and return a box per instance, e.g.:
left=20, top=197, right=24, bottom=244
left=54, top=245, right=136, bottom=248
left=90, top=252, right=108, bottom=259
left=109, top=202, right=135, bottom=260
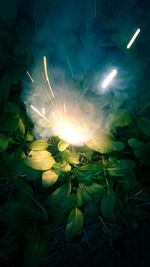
left=43, top=56, right=55, bottom=99
left=31, top=105, right=50, bottom=123
left=127, top=28, right=141, bottom=49
left=26, top=71, right=34, bottom=83
left=42, top=107, right=45, bottom=115
left=102, top=69, right=117, bottom=88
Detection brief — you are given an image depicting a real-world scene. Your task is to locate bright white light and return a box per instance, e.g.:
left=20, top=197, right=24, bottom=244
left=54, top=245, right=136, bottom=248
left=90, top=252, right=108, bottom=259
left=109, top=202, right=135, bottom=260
left=60, top=125, right=82, bottom=145
left=127, top=28, right=141, bottom=49
left=102, top=69, right=118, bottom=88
left=42, top=107, right=45, bottom=115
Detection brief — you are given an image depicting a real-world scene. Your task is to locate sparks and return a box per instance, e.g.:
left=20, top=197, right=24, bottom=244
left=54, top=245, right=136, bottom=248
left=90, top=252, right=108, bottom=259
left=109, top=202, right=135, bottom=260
left=26, top=71, right=34, bottom=83
left=31, top=105, right=50, bottom=123
left=127, top=28, right=141, bottom=49
left=102, top=69, right=117, bottom=89
left=43, top=56, right=55, bottom=99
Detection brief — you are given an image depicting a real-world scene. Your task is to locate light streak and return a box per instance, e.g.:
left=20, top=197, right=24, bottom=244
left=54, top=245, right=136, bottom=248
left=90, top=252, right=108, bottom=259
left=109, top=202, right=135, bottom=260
left=26, top=71, right=34, bottom=83
left=31, top=105, right=50, bottom=123
left=43, top=56, right=55, bottom=99
left=127, top=28, right=141, bottom=49
left=102, top=69, right=117, bottom=88
left=42, top=107, right=45, bottom=115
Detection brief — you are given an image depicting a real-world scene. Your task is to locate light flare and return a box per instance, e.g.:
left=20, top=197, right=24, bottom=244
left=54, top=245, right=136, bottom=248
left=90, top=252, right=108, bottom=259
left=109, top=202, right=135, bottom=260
left=102, top=69, right=117, bottom=89
left=60, top=125, right=83, bottom=145
left=127, top=28, right=141, bottom=49
left=31, top=105, right=50, bottom=123
left=43, top=56, right=55, bottom=99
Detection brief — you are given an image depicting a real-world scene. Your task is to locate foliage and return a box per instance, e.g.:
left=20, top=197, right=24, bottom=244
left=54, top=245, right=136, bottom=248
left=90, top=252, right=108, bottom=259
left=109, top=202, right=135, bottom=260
left=0, top=1, right=150, bottom=266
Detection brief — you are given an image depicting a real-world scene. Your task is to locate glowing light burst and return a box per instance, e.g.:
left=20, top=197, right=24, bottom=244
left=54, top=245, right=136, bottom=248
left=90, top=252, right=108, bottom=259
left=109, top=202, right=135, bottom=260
left=127, top=28, right=141, bottom=49
left=28, top=56, right=100, bottom=147
left=102, top=69, right=118, bottom=89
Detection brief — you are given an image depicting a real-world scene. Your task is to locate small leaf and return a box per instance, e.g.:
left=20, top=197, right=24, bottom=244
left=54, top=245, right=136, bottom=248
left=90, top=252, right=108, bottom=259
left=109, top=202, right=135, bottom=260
left=69, top=150, right=79, bottom=164
left=29, top=140, right=49, bottom=151
left=0, top=134, right=10, bottom=152
left=24, top=151, right=55, bottom=171
left=128, top=138, right=150, bottom=165
left=107, top=160, right=135, bottom=176
left=65, top=207, right=83, bottom=239
left=16, top=118, right=25, bottom=138
left=86, top=130, right=124, bottom=154
left=58, top=140, right=69, bottom=151
left=42, top=170, right=58, bottom=187
left=26, top=131, right=34, bottom=142
left=101, top=186, right=115, bottom=218
left=137, top=117, right=150, bottom=136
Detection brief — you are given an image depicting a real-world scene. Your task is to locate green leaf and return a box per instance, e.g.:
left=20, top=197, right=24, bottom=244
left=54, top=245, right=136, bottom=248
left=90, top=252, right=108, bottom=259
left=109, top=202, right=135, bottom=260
left=128, top=138, right=150, bottom=165
left=42, top=170, right=58, bottom=187
left=69, top=150, right=79, bottom=164
left=65, top=207, right=83, bottom=239
left=0, top=115, right=19, bottom=132
left=26, top=131, right=34, bottom=142
left=85, top=182, right=104, bottom=196
left=101, top=186, right=115, bottom=218
left=47, top=183, right=71, bottom=207
left=24, top=151, right=55, bottom=171
left=137, top=117, right=150, bottom=136
left=58, top=140, right=69, bottom=151
left=23, top=232, right=48, bottom=267
left=0, top=133, right=11, bottom=152
left=107, top=160, right=135, bottom=176
left=29, top=140, right=49, bottom=151
left=4, top=101, right=20, bottom=115
left=26, top=166, right=42, bottom=180
left=84, top=201, right=99, bottom=218
left=77, top=184, right=84, bottom=207
left=16, top=118, right=25, bottom=138
left=123, top=171, right=136, bottom=190
left=106, top=111, right=132, bottom=129
left=86, top=130, right=124, bottom=154
left=77, top=171, right=93, bottom=184
left=79, top=163, right=104, bottom=175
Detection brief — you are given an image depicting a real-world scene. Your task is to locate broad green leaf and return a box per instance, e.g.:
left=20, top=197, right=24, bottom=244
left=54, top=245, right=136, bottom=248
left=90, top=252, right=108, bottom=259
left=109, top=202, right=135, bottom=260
left=65, top=207, right=83, bottom=239
left=77, top=184, right=84, bottom=207
left=53, top=162, right=71, bottom=175
left=47, top=183, right=71, bottom=207
left=4, top=101, right=20, bottom=115
left=79, top=163, right=104, bottom=175
left=123, top=171, right=136, bottom=190
left=0, top=115, right=19, bottom=132
left=23, top=232, right=48, bottom=267
left=0, top=134, right=10, bottom=152
left=26, top=167, right=42, bottom=180
left=84, top=201, right=99, bottom=218
left=77, top=171, right=93, bottom=184
left=101, top=186, right=115, bottom=218
left=58, top=140, right=69, bottom=151
left=24, top=151, right=55, bottom=171
left=107, top=111, right=132, bottom=129
left=128, top=138, right=150, bottom=165
left=69, top=150, right=79, bottom=164
left=42, top=170, right=58, bottom=187
left=29, top=140, right=49, bottom=151
left=137, top=117, right=150, bottom=136
left=86, top=130, right=124, bottom=154
left=107, top=160, right=135, bottom=176
left=85, top=182, right=104, bottom=196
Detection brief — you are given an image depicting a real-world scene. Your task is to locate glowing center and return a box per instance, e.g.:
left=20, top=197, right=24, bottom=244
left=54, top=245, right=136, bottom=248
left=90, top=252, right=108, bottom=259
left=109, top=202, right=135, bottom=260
left=60, top=125, right=82, bottom=145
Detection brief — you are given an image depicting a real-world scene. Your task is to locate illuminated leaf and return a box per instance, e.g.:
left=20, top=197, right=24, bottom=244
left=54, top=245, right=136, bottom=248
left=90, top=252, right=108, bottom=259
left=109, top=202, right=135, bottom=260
left=69, top=150, right=79, bottom=164
left=128, top=138, right=150, bottom=165
left=66, top=207, right=83, bottom=239
left=107, top=111, right=132, bottom=129
left=26, top=131, right=34, bottom=142
left=107, top=160, right=135, bottom=176
left=42, top=170, right=58, bottom=187
left=58, top=140, right=69, bottom=151
left=86, top=130, right=124, bottom=154
left=137, top=117, right=150, bottom=136
left=16, top=118, right=25, bottom=138
left=101, top=186, right=115, bottom=218
left=29, top=140, right=49, bottom=151
left=24, top=151, right=55, bottom=171
left=79, top=163, right=104, bottom=175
